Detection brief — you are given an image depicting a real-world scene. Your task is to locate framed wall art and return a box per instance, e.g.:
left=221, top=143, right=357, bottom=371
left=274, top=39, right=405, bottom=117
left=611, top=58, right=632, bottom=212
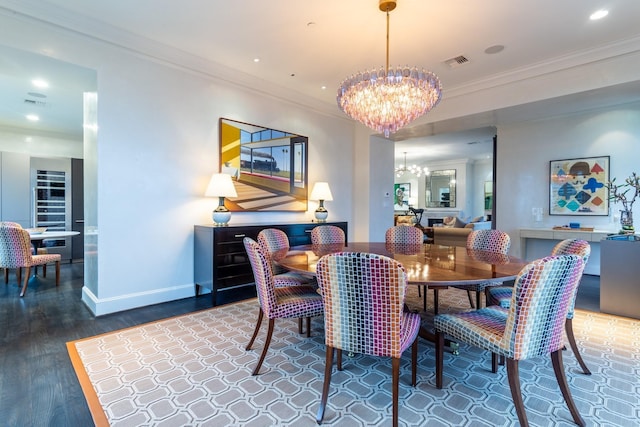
left=549, top=156, right=609, bottom=216
left=219, top=118, right=308, bottom=212
left=394, top=183, right=410, bottom=209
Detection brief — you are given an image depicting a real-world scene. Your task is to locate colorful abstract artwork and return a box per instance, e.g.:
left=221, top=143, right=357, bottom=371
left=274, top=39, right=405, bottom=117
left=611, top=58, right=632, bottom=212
left=549, top=156, right=609, bottom=216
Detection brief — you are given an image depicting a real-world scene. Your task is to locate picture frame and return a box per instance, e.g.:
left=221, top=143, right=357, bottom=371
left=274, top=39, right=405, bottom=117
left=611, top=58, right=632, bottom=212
left=549, top=156, right=609, bottom=216
left=394, top=183, right=410, bottom=208
left=219, top=118, right=308, bottom=212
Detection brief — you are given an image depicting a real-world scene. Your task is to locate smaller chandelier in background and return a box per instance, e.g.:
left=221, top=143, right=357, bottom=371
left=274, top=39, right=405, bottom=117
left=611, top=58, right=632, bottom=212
left=395, top=152, right=429, bottom=177
left=337, top=0, right=442, bottom=138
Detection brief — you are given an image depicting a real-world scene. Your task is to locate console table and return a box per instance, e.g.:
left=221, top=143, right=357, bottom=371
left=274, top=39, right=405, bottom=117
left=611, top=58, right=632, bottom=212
left=519, top=228, right=612, bottom=275
left=194, top=221, right=348, bottom=305
left=600, top=236, right=640, bottom=319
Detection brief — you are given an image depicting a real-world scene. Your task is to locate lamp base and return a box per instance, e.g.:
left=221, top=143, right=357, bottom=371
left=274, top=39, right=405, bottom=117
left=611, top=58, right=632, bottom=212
left=212, top=207, right=231, bottom=226
left=314, top=207, right=328, bottom=223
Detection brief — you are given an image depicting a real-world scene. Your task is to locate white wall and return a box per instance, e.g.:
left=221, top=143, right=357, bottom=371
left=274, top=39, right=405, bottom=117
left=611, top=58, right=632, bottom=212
left=497, top=103, right=640, bottom=261
left=0, top=12, right=355, bottom=314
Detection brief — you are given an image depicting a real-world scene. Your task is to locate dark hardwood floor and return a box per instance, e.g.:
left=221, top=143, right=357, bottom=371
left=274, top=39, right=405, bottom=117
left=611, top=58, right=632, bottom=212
left=0, top=263, right=600, bottom=426
left=0, top=262, right=252, bottom=426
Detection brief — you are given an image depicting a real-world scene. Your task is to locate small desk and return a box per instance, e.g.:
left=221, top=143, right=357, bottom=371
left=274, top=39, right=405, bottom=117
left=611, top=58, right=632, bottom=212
left=29, top=230, right=80, bottom=250
left=275, top=242, right=527, bottom=345
left=519, top=228, right=611, bottom=275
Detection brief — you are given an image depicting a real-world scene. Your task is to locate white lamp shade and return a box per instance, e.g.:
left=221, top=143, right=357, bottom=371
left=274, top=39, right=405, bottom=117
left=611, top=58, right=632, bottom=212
left=205, top=173, right=238, bottom=198
left=310, top=182, right=333, bottom=201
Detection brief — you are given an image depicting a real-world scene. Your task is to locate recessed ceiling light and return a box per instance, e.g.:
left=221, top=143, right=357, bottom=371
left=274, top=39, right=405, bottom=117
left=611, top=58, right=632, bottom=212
left=321, top=86, right=327, bottom=90
left=253, top=58, right=260, bottom=63
left=590, top=9, right=608, bottom=20
left=484, top=45, right=505, bottom=55
left=26, top=114, right=39, bottom=121
left=31, top=79, right=49, bottom=88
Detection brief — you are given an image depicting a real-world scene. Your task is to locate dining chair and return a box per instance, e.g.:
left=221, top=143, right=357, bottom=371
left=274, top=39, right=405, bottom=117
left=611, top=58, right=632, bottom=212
left=242, top=237, right=324, bottom=376
left=257, top=228, right=313, bottom=282
left=384, top=224, right=424, bottom=244
left=384, top=225, right=430, bottom=310
left=434, top=254, right=586, bottom=427
left=487, top=238, right=592, bottom=374
left=257, top=228, right=316, bottom=334
left=449, top=229, right=511, bottom=310
left=0, top=225, right=61, bottom=297
left=310, top=225, right=345, bottom=245
left=315, top=252, right=421, bottom=427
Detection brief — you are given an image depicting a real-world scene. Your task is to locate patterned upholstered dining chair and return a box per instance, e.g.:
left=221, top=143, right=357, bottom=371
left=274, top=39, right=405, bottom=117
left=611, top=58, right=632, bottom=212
left=0, top=225, right=61, bottom=297
left=487, top=238, right=592, bottom=374
left=243, top=237, right=324, bottom=376
left=310, top=225, right=345, bottom=245
left=257, top=228, right=314, bottom=282
left=385, top=224, right=428, bottom=310
left=257, top=228, right=316, bottom=334
left=315, top=252, right=421, bottom=427
left=384, top=225, right=424, bottom=244
left=434, top=255, right=586, bottom=427
left=450, top=229, right=511, bottom=310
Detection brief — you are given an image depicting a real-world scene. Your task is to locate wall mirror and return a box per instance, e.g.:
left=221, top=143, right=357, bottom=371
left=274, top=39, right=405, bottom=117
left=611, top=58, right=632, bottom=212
left=425, top=169, right=456, bottom=208
left=484, top=181, right=493, bottom=210
left=219, top=118, right=308, bottom=211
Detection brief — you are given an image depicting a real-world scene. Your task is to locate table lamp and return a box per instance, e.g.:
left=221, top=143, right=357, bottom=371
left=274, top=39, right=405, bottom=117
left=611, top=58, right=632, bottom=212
left=310, top=182, right=333, bottom=223
left=205, top=173, right=238, bottom=226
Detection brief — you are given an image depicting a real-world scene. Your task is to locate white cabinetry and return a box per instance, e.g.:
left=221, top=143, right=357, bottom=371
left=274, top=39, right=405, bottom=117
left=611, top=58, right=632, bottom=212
left=0, top=152, right=31, bottom=226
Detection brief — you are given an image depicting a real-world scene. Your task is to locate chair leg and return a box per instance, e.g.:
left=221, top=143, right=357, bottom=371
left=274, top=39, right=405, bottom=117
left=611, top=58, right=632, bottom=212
left=4, top=268, right=8, bottom=284
left=392, top=357, right=400, bottom=427
left=551, top=349, right=586, bottom=426
left=337, top=349, right=343, bottom=371
left=298, top=318, right=303, bottom=334
left=505, top=358, right=528, bottom=427
left=43, top=263, right=47, bottom=277
left=246, top=308, right=264, bottom=350
left=435, top=331, right=445, bottom=389
left=20, top=266, right=31, bottom=297
left=491, top=353, right=499, bottom=373
left=466, top=289, right=475, bottom=308
left=433, top=289, right=440, bottom=315
left=411, top=338, right=418, bottom=387
left=422, top=286, right=427, bottom=311
left=565, top=318, right=591, bottom=375
left=306, top=317, right=311, bottom=338
left=252, top=318, right=274, bottom=376
left=55, top=261, right=60, bottom=286
left=17, top=268, right=21, bottom=286
left=475, top=290, right=482, bottom=310
left=316, top=346, right=335, bottom=425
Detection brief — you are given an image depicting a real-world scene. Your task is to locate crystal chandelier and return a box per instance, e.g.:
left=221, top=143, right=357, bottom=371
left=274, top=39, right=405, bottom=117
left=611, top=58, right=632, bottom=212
left=395, top=152, right=428, bottom=177
left=337, top=0, right=442, bottom=138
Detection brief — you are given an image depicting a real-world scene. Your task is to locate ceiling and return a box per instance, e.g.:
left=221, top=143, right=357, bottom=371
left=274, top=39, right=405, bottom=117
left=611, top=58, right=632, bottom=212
left=1, top=0, right=640, bottom=162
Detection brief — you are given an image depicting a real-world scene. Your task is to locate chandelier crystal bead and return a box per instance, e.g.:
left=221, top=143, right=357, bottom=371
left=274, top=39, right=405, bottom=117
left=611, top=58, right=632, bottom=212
left=336, top=0, right=442, bottom=138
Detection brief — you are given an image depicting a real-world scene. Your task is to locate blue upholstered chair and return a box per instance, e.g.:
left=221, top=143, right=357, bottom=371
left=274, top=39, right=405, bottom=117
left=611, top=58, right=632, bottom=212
left=243, top=237, right=324, bottom=376
left=434, top=255, right=586, bottom=427
left=315, top=252, right=421, bottom=427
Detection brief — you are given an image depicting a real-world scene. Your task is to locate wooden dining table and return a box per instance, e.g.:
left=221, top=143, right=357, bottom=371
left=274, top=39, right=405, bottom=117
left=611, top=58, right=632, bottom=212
left=273, top=242, right=527, bottom=345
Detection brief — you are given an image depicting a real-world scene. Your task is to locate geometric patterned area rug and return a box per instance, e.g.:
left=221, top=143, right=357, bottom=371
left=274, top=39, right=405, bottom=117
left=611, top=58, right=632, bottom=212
left=67, top=288, right=640, bottom=427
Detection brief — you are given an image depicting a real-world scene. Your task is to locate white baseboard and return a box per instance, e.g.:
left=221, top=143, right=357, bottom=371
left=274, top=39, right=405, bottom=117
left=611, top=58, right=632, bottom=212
left=81, top=283, right=200, bottom=316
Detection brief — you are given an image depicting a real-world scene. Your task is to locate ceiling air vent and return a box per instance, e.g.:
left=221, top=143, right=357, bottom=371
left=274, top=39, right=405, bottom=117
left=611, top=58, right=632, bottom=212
left=24, top=99, right=48, bottom=107
left=444, top=55, right=469, bottom=68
